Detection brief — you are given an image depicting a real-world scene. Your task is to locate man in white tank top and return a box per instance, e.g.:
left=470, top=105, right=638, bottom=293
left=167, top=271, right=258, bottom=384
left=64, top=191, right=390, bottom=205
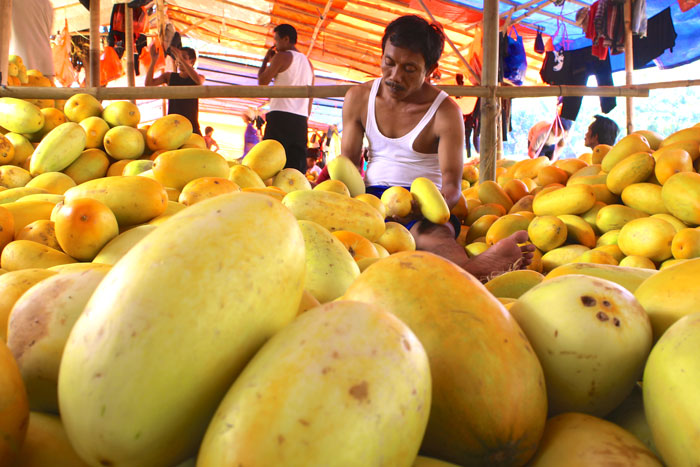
left=342, top=15, right=535, bottom=281
left=258, top=24, right=315, bottom=172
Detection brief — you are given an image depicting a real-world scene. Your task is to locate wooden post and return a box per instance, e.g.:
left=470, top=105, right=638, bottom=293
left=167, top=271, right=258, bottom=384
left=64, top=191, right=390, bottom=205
left=0, top=0, right=11, bottom=86
left=89, top=0, right=101, bottom=88
left=307, top=0, right=333, bottom=57
left=125, top=2, right=136, bottom=95
left=479, top=0, right=499, bottom=182
left=624, top=0, right=634, bottom=134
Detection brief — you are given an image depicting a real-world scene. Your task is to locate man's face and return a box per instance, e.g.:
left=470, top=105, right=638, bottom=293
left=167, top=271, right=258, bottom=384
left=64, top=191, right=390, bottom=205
left=380, top=42, right=432, bottom=100
left=584, top=124, right=597, bottom=148
left=273, top=33, right=289, bottom=51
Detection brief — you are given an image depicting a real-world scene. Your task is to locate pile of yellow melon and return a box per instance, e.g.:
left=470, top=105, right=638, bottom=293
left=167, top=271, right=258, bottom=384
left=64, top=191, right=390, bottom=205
left=1, top=80, right=699, bottom=466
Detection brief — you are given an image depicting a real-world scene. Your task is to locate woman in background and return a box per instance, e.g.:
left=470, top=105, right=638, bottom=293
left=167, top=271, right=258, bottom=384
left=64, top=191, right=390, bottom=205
left=243, top=108, right=261, bottom=157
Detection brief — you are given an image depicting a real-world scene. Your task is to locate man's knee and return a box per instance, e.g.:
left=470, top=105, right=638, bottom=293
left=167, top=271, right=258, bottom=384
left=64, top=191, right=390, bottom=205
left=410, top=220, right=456, bottom=250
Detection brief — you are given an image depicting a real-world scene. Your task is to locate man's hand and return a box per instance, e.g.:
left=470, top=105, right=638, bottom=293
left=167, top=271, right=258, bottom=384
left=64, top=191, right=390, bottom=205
left=264, top=47, right=277, bottom=62
left=149, top=43, right=159, bottom=59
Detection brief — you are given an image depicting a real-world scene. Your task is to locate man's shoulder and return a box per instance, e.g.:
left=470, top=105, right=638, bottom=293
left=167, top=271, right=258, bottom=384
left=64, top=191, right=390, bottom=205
left=345, top=79, right=375, bottom=99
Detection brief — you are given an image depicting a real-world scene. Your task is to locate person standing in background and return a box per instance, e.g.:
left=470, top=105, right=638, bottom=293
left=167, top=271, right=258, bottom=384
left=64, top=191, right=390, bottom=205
left=242, top=108, right=261, bottom=157
left=10, top=0, right=55, bottom=78
left=584, top=114, right=620, bottom=148
left=258, top=24, right=314, bottom=173
left=204, top=126, right=220, bottom=151
left=146, top=43, right=205, bottom=135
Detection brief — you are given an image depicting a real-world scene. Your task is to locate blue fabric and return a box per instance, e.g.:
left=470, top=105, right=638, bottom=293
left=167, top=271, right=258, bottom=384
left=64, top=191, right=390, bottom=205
left=366, top=185, right=461, bottom=238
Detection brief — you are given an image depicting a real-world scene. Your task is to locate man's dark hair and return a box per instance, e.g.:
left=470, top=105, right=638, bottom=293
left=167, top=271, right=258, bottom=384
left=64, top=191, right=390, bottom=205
left=274, top=24, right=298, bottom=44
left=181, top=47, right=197, bottom=62
left=589, top=115, right=619, bottom=145
left=205, top=126, right=214, bottom=135
left=382, top=15, right=445, bottom=71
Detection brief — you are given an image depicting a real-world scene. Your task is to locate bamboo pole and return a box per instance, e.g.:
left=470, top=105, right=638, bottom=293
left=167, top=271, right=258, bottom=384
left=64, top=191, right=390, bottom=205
left=641, top=79, right=700, bottom=89
left=480, top=0, right=500, bottom=182
left=0, top=84, right=651, bottom=101
left=624, top=0, right=634, bottom=134
left=89, top=0, right=101, bottom=88
left=416, top=0, right=481, bottom=85
left=0, top=0, right=10, bottom=87
left=500, top=0, right=579, bottom=26
left=306, top=0, right=333, bottom=58
left=125, top=3, right=136, bottom=95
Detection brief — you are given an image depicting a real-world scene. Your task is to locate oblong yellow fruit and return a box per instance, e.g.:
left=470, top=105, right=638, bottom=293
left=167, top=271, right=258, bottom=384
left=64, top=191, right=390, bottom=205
left=101, top=101, right=140, bottom=128
left=528, top=215, right=567, bottom=252
left=411, top=176, right=450, bottom=225
left=596, top=204, right=648, bottom=233
left=618, top=217, right=676, bottom=262
left=242, top=139, right=286, bottom=180
left=485, top=213, right=530, bottom=245
left=621, top=183, right=668, bottom=215
left=29, top=122, right=87, bottom=176
left=198, top=301, right=431, bottom=466
left=478, top=180, right=513, bottom=212
left=284, top=189, right=386, bottom=241
left=0, top=240, right=76, bottom=271
left=484, top=269, right=544, bottom=299
left=327, top=155, right=365, bottom=197
left=79, top=116, right=110, bottom=149
left=25, top=172, right=76, bottom=195
left=0, top=97, right=44, bottom=134
left=14, top=411, right=90, bottom=467
left=634, top=257, right=700, bottom=340
left=606, top=151, right=655, bottom=195
left=63, top=176, right=168, bottom=226
left=103, top=125, right=145, bottom=160
left=178, top=177, right=239, bottom=206
left=533, top=184, right=596, bottom=216
left=153, top=148, right=229, bottom=191
left=92, top=225, right=157, bottom=265
left=146, top=114, right=192, bottom=151
left=601, top=134, right=650, bottom=172
left=58, top=192, right=306, bottom=467
left=297, top=220, right=360, bottom=303
left=541, top=244, right=590, bottom=272
left=661, top=172, right=700, bottom=225
left=0, top=165, right=31, bottom=188
left=381, top=186, right=414, bottom=218
left=342, top=251, right=547, bottom=466
left=510, top=275, right=652, bottom=417
left=62, top=148, right=110, bottom=185
left=528, top=412, right=661, bottom=466
left=643, top=312, right=700, bottom=467
left=227, top=164, right=265, bottom=189
left=545, top=261, right=656, bottom=293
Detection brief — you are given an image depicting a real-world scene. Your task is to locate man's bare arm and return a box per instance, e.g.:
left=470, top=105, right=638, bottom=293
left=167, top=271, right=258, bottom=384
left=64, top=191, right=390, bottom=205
left=171, top=49, right=205, bottom=85
left=435, top=98, right=466, bottom=210
left=258, top=50, right=291, bottom=86
left=145, top=43, right=169, bottom=86
left=341, top=84, right=368, bottom=168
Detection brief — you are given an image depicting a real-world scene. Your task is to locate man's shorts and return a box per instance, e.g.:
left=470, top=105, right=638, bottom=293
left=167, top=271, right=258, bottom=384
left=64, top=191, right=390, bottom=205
left=366, top=185, right=461, bottom=239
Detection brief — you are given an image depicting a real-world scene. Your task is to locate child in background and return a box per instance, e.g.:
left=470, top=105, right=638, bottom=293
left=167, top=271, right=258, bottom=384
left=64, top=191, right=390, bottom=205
left=243, top=108, right=261, bottom=157
left=204, top=126, right=219, bottom=151
left=305, top=147, right=323, bottom=184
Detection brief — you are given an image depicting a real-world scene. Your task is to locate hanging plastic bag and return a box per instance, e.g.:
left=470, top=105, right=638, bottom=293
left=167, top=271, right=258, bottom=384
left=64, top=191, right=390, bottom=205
left=139, top=37, right=166, bottom=74
left=678, top=0, right=700, bottom=12
left=466, top=26, right=483, bottom=80
left=502, top=28, right=528, bottom=86
left=535, top=28, right=545, bottom=54
left=100, top=45, right=124, bottom=86
left=52, top=19, right=77, bottom=87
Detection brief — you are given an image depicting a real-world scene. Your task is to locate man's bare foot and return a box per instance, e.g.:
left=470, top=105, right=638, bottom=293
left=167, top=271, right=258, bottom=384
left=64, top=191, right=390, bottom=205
left=464, top=231, right=536, bottom=282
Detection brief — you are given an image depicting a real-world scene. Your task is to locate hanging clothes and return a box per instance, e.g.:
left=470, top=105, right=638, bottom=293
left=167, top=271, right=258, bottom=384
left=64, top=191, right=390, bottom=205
left=632, top=7, right=677, bottom=68
left=540, top=46, right=616, bottom=121
left=631, top=0, right=648, bottom=37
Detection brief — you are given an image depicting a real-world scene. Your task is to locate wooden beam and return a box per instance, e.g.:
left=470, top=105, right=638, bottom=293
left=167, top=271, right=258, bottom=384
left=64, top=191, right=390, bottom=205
left=307, top=0, right=334, bottom=57
left=0, top=0, right=11, bottom=86
left=0, top=84, right=651, bottom=101
left=624, top=0, right=634, bottom=134
left=89, top=0, right=101, bottom=88
left=416, top=0, right=481, bottom=84
left=480, top=0, right=500, bottom=182
left=125, top=3, right=136, bottom=94
left=180, top=13, right=216, bottom=36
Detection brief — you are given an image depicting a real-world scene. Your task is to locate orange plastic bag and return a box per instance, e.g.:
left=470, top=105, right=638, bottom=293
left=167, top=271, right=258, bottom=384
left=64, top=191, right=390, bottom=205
left=139, top=37, right=166, bottom=74
left=52, top=19, right=77, bottom=87
left=466, top=26, right=483, bottom=83
left=100, top=45, right=124, bottom=86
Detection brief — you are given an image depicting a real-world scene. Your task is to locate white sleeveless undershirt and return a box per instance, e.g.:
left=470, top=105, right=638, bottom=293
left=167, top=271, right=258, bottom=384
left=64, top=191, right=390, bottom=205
left=269, top=50, right=313, bottom=117
left=364, top=78, right=448, bottom=189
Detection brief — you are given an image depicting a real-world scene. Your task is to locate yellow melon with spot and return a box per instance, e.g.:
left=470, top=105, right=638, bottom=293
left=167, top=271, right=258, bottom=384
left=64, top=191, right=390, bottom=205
left=146, top=114, right=193, bottom=151
left=178, top=177, right=240, bottom=206
left=101, top=101, right=140, bottom=128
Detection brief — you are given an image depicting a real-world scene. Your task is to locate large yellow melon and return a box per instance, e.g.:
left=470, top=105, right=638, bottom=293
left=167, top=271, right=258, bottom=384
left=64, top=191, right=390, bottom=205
left=528, top=413, right=661, bottom=466
left=58, top=192, right=306, bottom=467
left=197, top=301, right=431, bottom=466
left=0, top=340, right=29, bottom=466
left=152, top=148, right=229, bottom=191
left=101, top=101, right=140, bottom=128
left=14, top=412, right=90, bottom=467
left=146, top=114, right=193, bottom=151
left=242, top=139, right=286, bottom=180
left=510, top=275, right=652, bottom=417
left=342, top=251, right=547, bottom=466
left=643, top=312, right=700, bottom=467
left=103, top=125, right=145, bottom=160
left=618, top=217, right=676, bottom=262
left=661, top=172, right=700, bottom=225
